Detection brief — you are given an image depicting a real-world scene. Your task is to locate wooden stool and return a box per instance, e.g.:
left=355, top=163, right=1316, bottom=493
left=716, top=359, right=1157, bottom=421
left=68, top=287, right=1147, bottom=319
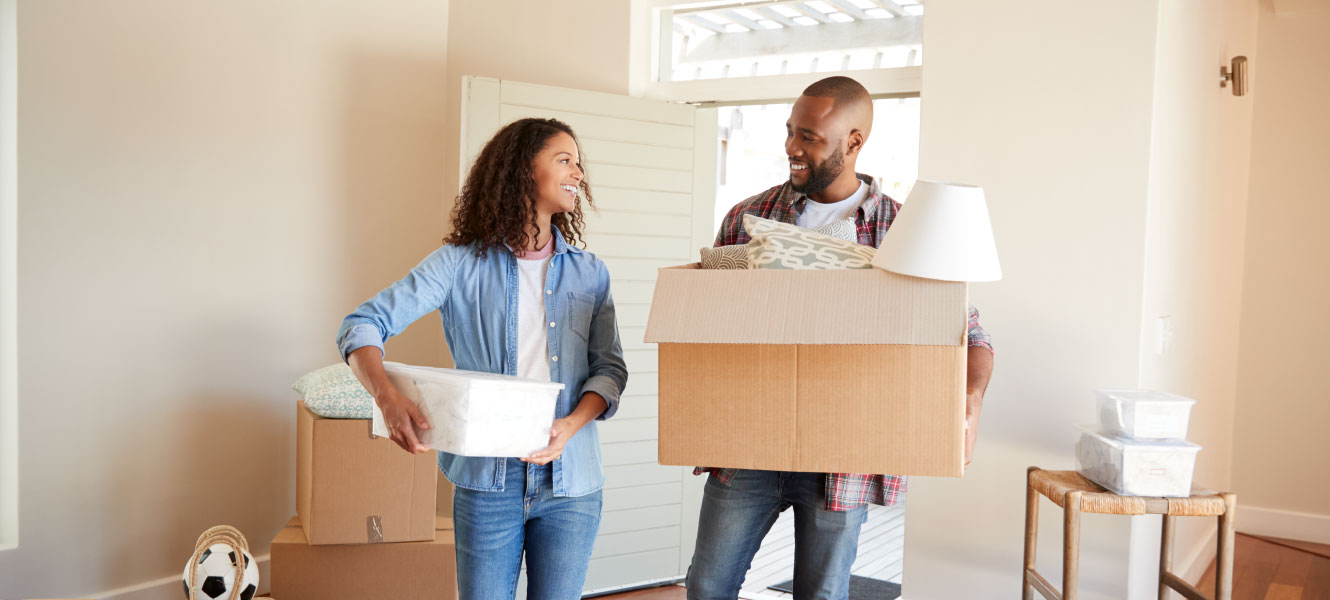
left=1022, top=467, right=1237, bottom=600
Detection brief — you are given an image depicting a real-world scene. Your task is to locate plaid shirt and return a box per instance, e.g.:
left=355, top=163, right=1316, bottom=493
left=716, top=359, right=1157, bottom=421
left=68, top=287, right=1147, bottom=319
left=696, top=174, right=994, bottom=511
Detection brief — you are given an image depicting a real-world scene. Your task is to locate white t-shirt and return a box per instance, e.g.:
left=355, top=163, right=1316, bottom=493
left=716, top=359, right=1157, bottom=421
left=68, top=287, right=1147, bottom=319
left=515, top=248, right=553, bottom=383
left=796, top=181, right=869, bottom=229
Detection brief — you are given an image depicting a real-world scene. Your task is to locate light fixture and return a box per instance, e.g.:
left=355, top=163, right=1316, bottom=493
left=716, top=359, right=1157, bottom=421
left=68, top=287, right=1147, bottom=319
left=872, top=180, right=1002, bottom=282
left=1221, top=56, right=1248, bottom=96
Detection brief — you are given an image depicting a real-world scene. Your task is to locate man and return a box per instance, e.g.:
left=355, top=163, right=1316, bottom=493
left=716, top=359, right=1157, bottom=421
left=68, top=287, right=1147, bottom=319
left=684, top=76, right=996, bottom=600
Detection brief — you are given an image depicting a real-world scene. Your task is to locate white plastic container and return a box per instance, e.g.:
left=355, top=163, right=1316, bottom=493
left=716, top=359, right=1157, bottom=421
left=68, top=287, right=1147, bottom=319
left=1075, top=427, right=1201, bottom=497
left=371, top=363, right=564, bottom=457
left=1096, top=389, right=1196, bottom=440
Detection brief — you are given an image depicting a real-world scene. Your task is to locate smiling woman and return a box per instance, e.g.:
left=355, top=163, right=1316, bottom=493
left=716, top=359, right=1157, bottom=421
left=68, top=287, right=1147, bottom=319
left=337, top=116, right=628, bottom=600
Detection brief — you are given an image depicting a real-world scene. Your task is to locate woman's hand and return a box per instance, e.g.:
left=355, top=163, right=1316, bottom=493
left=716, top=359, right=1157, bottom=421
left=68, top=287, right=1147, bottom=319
left=346, top=346, right=432, bottom=454
left=377, top=387, right=432, bottom=454
left=523, top=416, right=578, bottom=465
left=523, top=392, right=607, bottom=465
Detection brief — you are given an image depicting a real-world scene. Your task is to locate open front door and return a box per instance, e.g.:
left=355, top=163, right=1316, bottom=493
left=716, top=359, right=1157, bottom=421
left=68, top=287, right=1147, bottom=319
left=459, top=76, right=716, bottom=594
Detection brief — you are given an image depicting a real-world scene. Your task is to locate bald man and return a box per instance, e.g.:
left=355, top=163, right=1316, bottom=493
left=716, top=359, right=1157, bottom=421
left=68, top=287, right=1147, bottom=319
left=684, top=76, right=996, bottom=600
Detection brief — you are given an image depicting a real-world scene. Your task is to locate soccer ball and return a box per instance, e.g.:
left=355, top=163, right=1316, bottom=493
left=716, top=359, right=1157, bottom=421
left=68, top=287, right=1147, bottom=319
left=181, top=543, right=259, bottom=600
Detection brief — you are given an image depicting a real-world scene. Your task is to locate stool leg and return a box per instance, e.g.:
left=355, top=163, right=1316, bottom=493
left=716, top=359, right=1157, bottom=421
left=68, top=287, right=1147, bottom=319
left=1216, top=493, right=1237, bottom=600
left=1064, top=491, right=1083, bottom=600
left=1024, top=467, right=1040, bottom=600
left=1159, top=514, right=1175, bottom=600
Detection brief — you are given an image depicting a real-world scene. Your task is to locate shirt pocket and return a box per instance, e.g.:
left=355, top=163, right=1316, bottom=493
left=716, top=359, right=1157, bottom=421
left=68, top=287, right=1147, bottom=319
left=564, top=291, right=595, bottom=343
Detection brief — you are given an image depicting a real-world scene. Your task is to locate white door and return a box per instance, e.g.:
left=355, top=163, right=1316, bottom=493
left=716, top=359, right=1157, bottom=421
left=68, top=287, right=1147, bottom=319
left=460, top=76, right=716, bottom=594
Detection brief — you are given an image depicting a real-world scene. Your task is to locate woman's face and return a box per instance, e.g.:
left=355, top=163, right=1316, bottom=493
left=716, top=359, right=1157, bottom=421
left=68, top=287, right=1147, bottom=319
left=531, top=131, right=584, bottom=216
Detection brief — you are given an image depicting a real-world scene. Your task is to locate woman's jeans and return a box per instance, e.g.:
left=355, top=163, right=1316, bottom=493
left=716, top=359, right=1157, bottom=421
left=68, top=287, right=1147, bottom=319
left=685, top=469, right=868, bottom=600
left=453, top=458, right=603, bottom=600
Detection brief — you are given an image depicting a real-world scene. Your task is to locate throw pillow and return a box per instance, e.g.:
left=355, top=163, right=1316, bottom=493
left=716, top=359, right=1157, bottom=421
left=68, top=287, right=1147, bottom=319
left=743, top=214, right=875, bottom=270
left=292, top=362, right=387, bottom=419
left=699, top=219, right=858, bottom=269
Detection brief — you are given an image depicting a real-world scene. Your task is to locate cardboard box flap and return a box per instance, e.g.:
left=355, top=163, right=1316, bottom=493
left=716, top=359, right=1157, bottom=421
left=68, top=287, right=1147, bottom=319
left=644, top=264, right=966, bottom=346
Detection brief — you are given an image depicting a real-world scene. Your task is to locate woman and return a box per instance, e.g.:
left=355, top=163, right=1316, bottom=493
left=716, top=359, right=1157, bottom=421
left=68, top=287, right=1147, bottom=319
left=336, top=118, right=627, bottom=600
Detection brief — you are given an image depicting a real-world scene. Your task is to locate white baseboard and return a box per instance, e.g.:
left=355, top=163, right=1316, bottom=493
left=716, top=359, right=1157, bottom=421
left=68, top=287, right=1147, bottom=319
left=1238, top=505, right=1330, bottom=545
left=88, top=554, right=270, bottom=600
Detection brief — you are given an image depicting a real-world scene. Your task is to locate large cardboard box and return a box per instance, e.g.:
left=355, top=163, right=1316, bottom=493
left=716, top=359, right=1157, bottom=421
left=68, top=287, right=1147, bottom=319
left=270, top=516, right=457, bottom=600
left=644, top=264, right=968, bottom=476
left=296, top=400, right=436, bottom=545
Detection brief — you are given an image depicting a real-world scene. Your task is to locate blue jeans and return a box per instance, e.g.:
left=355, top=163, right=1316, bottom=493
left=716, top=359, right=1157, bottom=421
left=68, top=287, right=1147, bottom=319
left=453, top=458, right=603, bottom=600
left=685, top=470, right=868, bottom=600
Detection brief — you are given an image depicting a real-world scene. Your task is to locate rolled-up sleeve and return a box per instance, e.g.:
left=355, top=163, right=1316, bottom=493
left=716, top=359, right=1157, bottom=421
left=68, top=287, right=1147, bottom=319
left=336, top=246, right=456, bottom=362
left=580, top=261, right=628, bottom=420
left=966, top=304, right=993, bottom=354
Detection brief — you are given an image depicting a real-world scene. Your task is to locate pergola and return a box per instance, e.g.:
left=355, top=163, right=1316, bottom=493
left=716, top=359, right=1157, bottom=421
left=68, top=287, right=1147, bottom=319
left=664, top=0, right=924, bottom=81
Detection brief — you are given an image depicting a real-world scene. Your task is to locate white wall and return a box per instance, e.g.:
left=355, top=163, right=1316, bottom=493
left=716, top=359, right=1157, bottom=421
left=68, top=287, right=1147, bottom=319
left=908, top=1, right=1161, bottom=597
left=0, top=0, right=18, bottom=553
left=1136, top=0, right=1258, bottom=592
left=1232, top=1, right=1330, bottom=533
left=3, top=1, right=449, bottom=597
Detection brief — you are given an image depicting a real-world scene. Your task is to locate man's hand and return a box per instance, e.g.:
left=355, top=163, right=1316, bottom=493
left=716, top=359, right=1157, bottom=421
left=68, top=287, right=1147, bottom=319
left=377, top=388, right=432, bottom=454
left=963, top=405, right=981, bottom=467
left=524, top=416, right=578, bottom=465
left=963, top=346, right=993, bottom=468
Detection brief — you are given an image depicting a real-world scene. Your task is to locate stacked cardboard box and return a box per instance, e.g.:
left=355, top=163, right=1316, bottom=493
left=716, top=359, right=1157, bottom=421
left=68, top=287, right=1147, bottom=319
left=268, top=400, right=457, bottom=599
left=645, top=264, right=971, bottom=477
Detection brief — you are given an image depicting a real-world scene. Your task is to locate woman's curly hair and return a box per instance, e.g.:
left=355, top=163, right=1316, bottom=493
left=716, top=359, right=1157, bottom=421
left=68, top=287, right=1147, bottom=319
left=445, top=118, right=594, bottom=256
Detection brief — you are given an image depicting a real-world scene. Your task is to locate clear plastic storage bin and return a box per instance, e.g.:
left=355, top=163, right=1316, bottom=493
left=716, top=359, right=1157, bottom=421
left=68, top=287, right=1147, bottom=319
left=372, top=363, right=564, bottom=457
left=1075, top=426, right=1201, bottom=497
left=1096, top=389, right=1196, bottom=440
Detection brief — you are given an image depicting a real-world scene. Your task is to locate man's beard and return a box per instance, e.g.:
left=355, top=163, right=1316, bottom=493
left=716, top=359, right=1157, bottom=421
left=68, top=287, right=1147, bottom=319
left=791, top=146, right=845, bottom=195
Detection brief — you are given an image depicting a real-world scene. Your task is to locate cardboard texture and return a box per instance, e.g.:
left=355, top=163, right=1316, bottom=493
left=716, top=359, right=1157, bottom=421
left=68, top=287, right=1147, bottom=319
left=296, top=400, right=437, bottom=545
left=270, top=516, right=457, bottom=600
left=646, top=264, right=969, bottom=476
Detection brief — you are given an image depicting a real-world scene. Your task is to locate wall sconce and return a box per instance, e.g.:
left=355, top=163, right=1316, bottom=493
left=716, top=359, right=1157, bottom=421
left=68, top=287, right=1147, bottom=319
left=1221, top=56, right=1248, bottom=96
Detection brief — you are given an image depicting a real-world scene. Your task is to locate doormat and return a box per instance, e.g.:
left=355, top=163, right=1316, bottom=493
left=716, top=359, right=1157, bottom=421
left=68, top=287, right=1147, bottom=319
left=768, top=575, right=901, bottom=599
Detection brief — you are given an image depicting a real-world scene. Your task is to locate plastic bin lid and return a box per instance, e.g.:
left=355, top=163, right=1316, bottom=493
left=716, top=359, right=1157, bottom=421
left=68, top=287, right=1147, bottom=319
left=1077, top=425, right=1202, bottom=451
left=1095, top=389, right=1197, bottom=405
left=386, top=363, right=566, bottom=392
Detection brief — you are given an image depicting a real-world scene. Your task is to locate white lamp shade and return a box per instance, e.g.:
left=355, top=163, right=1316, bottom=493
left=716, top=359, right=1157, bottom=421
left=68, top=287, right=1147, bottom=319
left=872, top=180, right=1002, bottom=282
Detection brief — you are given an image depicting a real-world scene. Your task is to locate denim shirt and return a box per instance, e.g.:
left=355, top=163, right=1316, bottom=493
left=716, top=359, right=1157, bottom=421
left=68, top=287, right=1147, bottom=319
left=336, top=228, right=627, bottom=497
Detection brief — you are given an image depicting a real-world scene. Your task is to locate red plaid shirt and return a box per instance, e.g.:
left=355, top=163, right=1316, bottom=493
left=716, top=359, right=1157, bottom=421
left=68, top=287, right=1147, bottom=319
left=695, top=174, right=994, bottom=511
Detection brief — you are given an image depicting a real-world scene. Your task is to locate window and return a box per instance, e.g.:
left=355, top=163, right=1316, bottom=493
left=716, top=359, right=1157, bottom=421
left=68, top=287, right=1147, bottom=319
left=632, top=0, right=924, bottom=103
left=663, top=0, right=923, bottom=83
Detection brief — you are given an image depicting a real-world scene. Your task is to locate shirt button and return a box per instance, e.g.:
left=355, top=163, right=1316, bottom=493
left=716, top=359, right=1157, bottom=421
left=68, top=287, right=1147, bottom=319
left=545, top=290, right=552, bottom=295
left=549, top=321, right=556, bottom=328
left=551, top=355, right=559, bottom=362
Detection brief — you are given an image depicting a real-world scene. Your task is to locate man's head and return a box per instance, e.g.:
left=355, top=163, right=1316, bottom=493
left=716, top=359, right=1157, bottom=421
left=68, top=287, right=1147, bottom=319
left=785, top=76, right=873, bottom=198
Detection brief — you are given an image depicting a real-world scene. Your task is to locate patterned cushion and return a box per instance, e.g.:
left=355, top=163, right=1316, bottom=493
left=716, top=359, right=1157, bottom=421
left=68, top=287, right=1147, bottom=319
left=743, top=214, right=875, bottom=270
left=699, top=219, right=857, bottom=269
left=292, top=362, right=381, bottom=419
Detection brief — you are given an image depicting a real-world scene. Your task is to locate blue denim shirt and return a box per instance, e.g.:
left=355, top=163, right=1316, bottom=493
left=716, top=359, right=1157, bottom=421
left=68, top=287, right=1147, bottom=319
left=336, top=229, right=627, bottom=497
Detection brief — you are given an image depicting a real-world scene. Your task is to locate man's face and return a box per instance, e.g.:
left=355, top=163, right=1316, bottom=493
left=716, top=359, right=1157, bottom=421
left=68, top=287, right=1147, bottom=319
left=785, top=95, right=847, bottom=195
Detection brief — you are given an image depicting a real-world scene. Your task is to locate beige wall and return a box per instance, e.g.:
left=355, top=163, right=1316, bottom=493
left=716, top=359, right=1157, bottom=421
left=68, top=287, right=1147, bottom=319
left=4, top=1, right=449, bottom=596
left=908, top=1, right=1160, bottom=597
left=1232, top=3, right=1330, bottom=519
left=1136, top=0, right=1259, bottom=590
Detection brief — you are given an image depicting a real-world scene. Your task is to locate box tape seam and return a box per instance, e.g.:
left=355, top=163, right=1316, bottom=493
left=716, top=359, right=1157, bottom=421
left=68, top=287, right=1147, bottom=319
left=367, top=515, right=383, bottom=543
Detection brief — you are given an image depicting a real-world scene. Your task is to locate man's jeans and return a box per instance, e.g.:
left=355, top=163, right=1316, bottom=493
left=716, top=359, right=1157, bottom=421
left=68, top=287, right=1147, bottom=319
left=453, top=458, right=603, bottom=600
left=686, top=470, right=868, bottom=600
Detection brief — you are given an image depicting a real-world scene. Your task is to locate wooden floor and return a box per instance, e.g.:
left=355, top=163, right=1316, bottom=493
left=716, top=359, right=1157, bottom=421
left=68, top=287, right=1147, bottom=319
left=592, top=503, right=904, bottom=600
left=1196, top=534, right=1330, bottom=600
left=599, top=533, right=1330, bottom=600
